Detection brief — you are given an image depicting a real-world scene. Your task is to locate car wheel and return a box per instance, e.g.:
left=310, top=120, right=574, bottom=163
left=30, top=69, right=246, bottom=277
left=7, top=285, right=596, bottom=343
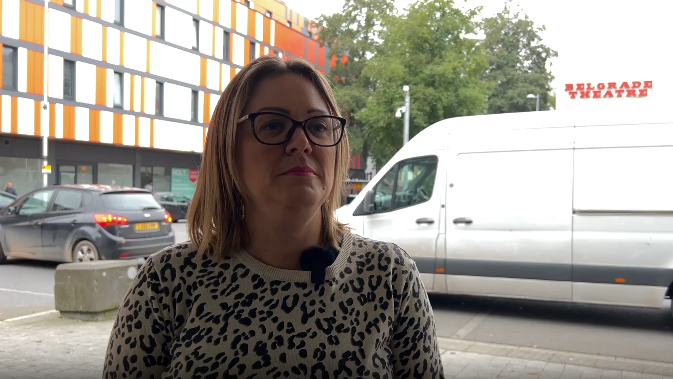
left=71, top=240, right=99, bottom=263
left=0, top=244, right=6, bottom=264
left=172, top=218, right=179, bottom=223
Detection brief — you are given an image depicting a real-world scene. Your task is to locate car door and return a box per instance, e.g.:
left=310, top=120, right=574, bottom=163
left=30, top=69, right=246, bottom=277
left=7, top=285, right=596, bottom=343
left=0, top=189, right=55, bottom=257
left=158, top=194, right=179, bottom=217
left=170, top=194, right=191, bottom=219
left=358, top=154, right=444, bottom=290
left=41, top=189, right=87, bottom=261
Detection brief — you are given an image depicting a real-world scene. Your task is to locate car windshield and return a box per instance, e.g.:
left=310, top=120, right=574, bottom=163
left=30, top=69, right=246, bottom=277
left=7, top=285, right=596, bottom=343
left=100, top=193, right=162, bottom=211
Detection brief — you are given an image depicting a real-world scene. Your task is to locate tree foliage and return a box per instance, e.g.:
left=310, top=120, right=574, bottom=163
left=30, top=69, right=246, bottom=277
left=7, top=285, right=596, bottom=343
left=482, top=1, right=558, bottom=114
left=357, top=0, right=490, bottom=166
left=316, top=0, right=395, bottom=159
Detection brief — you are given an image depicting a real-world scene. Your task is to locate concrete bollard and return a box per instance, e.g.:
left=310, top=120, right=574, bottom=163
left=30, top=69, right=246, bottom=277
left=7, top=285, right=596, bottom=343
left=54, top=261, right=139, bottom=321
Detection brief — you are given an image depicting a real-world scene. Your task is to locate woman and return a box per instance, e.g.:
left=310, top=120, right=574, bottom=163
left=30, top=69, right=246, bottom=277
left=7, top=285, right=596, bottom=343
left=104, top=56, right=444, bottom=378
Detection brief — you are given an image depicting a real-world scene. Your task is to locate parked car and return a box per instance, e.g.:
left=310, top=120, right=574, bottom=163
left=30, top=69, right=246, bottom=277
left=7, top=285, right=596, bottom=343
left=0, top=191, right=17, bottom=211
left=0, top=184, right=175, bottom=264
left=336, top=110, right=673, bottom=318
left=153, top=192, right=190, bottom=222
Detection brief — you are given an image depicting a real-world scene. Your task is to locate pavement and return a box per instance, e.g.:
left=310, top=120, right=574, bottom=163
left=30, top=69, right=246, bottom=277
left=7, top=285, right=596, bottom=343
left=0, top=311, right=672, bottom=379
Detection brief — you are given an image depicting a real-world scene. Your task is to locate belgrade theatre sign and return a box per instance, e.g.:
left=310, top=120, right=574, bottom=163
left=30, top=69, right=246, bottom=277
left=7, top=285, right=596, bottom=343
left=565, top=81, right=653, bottom=99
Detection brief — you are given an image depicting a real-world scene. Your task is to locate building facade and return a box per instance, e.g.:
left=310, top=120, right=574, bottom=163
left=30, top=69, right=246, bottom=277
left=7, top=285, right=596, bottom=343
left=0, top=0, right=331, bottom=196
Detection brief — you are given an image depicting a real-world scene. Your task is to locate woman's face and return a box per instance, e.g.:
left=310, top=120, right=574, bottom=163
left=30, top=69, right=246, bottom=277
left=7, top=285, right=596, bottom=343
left=235, top=73, right=337, bottom=213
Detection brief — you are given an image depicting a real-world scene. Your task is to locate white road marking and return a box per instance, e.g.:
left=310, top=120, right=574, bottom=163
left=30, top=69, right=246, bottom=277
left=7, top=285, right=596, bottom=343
left=2, top=309, right=58, bottom=322
left=450, top=301, right=496, bottom=340
left=0, top=288, right=54, bottom=297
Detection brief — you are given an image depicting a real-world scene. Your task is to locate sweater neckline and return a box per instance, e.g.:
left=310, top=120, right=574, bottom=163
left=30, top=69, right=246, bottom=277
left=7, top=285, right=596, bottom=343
left=231, top=231, right=353, bottom=283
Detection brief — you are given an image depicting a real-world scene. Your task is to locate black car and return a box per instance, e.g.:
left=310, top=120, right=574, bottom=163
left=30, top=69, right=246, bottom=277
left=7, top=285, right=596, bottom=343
left=0, top=185, right=175, bottom=264
left=0, top=191, right=17, bottom=210
left=153, top=192, right=191, bottom=222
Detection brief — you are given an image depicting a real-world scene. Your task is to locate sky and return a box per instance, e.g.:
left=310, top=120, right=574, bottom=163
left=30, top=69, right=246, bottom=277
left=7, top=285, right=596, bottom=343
left=281, top=0, right=673, bottom=96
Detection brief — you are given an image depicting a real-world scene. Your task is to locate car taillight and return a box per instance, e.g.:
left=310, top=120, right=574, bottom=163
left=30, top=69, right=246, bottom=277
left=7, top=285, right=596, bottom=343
left=164, top=212, right=173, bottom=223
left=94, top=213, right=129, bottom=228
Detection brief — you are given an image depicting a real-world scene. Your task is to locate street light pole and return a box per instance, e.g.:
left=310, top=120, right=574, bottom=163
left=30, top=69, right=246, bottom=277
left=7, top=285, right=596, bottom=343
left=403, top=85, right=410, bottom=145
left=527, top=93, right=540, bottom=112
left=42, top=1, right=50, bottom=187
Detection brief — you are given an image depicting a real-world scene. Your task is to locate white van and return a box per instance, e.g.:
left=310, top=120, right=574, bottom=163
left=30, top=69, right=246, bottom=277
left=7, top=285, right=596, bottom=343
left=336, top=110, right=673, bottom=316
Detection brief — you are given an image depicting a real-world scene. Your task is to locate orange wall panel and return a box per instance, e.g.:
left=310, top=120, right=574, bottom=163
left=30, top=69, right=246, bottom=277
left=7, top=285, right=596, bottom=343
left=0, top=44, right=2, bottom=88
left=203, top=93, right=211, bottom=124
left=89, top=109, right=100, bottom=142
left=273, top=22, right=304, bottom=58
left=10, top=97, right=17, bottom=134
left=134, top=117, right=139, bottom=146
left=84, top=0, right=89, bottom=14
left=200, top=57, right=207, bottom=87
left=96, top=66, right=106, bottom=106
left=262, top=17, right=271, bottom=45
left=51, top=0, right=64, bottom=5
left=49, top=103, right=56, bottom=138
left=247, top=8, right=256, bottom=38
left=318, top=45, right=325, bottom=67
left=102, top=26, right=107, bottom=62
left=230, top=1, right=236, bottom=31
left=150, top=118, right=154, bottom=148
left=27, top=50, right=43, bottom=95
left=213, top=0, right=219, bottom=23
left=306, top=39, right=316, bottom=64
left=244, top=40, right=250, bottom=65
left=113, top=113, right=123, bottom=144
left=33, top=100, right=41, bottom=136
left=146, top=40, right=150, bottom=72
left=140, top=77, right=145, bottom=113
left=151, top=1, right=156, bottom=37
left=129, top=74, right=135, bottom=111
left=63, top=105, right=76, bottom=139
left=120, top=32, right=124, bottom=66
left=70, top=16, right=82, bottom=55
left=97, top=0, right=101, bottom=19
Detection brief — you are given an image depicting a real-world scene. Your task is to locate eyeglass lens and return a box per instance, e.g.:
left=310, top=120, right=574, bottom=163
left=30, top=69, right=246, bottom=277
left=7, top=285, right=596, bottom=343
left=253, top=114, right=343, bottom=146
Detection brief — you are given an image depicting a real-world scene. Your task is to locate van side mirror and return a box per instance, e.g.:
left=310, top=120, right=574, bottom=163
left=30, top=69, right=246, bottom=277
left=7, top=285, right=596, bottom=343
left=362, top=191, right=374, bottom=214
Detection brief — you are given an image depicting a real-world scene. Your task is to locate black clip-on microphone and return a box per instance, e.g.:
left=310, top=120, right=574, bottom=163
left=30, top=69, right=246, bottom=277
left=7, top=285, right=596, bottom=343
left=299, top=246, right=338, bottom=284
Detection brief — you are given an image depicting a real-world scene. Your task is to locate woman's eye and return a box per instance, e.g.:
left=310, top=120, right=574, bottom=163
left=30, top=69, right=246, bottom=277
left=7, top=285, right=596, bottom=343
left=261, top=122, right=283, bottom=131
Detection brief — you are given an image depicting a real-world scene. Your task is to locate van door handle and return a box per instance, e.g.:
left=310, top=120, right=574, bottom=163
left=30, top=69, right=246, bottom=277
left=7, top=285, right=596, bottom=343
left=416, top=218, right=434, bottom=225
left=453, top=217, right=473, bottom=224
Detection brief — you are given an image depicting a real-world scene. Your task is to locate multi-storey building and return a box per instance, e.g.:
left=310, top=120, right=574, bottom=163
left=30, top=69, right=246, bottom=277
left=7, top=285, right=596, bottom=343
left=0, top=0, right=332, bottom=197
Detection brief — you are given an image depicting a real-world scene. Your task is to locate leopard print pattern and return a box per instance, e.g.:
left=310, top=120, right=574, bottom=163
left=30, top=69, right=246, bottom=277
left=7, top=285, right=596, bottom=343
left=104, top=234, right=444, bottom=379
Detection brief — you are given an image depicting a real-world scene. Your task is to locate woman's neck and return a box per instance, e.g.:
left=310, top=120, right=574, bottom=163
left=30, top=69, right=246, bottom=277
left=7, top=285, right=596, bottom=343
left=242, top=205, right=324, bottom=270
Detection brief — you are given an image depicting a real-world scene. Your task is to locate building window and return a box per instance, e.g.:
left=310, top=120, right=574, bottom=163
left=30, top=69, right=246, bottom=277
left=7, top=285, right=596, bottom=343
left=64, top=0, right=75, bottom=9
left=287, top=21, right=292, bottom=28
left=191, top=90, right=198, bottom=122
left=141, top=166, right=170, bottom=192
left=192, top=19, right=199, bottom=50
left=155, top=5, right=165, bottom=39
left=98, top=163, right=133, bottom=187
left=113, top=72, right=123, bottom=108
left=250, top=42, right=256, bottom=61
left=114, top=0, right=124, bottom=26
left=265, top=10, right=272, bottom=18
left=244, top=0, right=250, bottom=7
left=63, top=60, right=76, bottom=100
left=223, top=31, right=231, bottom=62
left=155, top=82, right=164, bottom=116
left=2, top=46, right=17, bottom=91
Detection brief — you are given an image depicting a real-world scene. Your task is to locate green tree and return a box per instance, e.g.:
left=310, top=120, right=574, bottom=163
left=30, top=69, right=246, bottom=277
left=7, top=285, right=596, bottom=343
left=482, top=1, right=558, bottom=114
left=316, top=0, right=395, bottom=159
left=357, top=0, right=490, bottom=166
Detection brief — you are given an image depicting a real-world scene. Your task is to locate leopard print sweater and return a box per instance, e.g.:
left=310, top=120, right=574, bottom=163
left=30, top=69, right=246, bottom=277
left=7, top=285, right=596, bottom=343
left=103, top=232, right=444, bottom=379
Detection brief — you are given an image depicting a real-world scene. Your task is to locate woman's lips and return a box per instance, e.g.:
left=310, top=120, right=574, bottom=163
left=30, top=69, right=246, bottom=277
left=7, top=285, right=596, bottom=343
left=283, top=166, right=316, bottom=176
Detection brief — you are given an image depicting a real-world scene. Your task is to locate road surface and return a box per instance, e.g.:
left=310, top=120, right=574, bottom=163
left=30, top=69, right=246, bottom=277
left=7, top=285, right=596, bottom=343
left=1, top=223, right=671, bottom=364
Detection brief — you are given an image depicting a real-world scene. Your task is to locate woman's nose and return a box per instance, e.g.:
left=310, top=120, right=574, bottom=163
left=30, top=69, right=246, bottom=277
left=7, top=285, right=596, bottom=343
left=285, top=126, right=313, bottom=154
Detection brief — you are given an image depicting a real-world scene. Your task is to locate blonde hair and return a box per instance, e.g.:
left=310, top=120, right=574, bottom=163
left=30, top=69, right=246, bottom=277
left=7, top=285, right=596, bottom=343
left=187, top=55, right=351, bottom=258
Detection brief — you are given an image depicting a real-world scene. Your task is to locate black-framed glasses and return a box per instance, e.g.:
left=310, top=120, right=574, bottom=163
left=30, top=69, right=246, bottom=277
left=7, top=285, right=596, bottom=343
left=238, top=112, right=347, bottom=147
